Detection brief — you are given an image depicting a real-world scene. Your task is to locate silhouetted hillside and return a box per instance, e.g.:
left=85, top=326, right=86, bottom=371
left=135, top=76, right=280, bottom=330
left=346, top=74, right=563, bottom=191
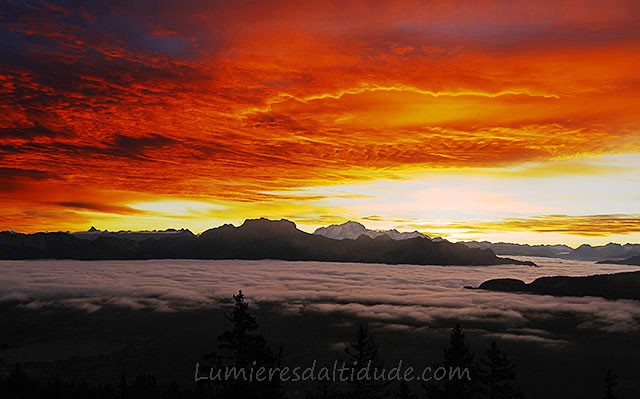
left=0, top=219, right=534, bottom=266
left=478, top=271, right=640, bottom=300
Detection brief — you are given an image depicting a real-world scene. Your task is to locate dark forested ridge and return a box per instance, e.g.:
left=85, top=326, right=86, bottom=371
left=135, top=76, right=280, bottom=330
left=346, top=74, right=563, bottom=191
left=0, top=218, right=533, bottom=266
left=478, top=270, right=640, bottom=301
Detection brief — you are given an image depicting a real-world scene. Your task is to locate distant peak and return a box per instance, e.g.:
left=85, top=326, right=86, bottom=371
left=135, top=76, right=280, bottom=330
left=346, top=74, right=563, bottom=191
left=88, top=226, right=98, bottom=232
left=339, top=221, right=367, bottom=230
left=316, top=221, right=366, bottom=230
left=313, top=221, right=429, bottom=241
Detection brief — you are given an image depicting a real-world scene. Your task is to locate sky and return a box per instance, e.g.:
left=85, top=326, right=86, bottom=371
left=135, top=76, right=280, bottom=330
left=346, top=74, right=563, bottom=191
left=1, top=0, right=639, bottom=245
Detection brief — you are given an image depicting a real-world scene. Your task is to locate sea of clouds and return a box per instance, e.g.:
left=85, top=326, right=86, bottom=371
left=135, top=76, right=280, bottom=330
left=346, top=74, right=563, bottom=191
left=1, top=258, right=639, bottom=344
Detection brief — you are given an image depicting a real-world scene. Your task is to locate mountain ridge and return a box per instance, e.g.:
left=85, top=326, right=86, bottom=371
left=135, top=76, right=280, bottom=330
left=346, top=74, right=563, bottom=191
left=313, top=221, right=430, bottom=241
left=464, top=241, right=640, bottom=261
left=3, top=219, right=639, bottom=262
left=0, top=218, right=533, bottom=266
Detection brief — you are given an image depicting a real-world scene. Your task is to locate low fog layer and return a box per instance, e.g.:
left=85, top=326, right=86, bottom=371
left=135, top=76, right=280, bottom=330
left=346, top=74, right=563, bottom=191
left=1, top=258, right=639, bottom=343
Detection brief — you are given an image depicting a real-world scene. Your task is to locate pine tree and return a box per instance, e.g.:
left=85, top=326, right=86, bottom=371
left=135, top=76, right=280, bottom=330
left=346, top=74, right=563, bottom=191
left=214, top=290, right=282, bottom=399
left=340, top=322, right=390, bottom=399
left=218, top=290, right=274, bottom=366
left=424, top=324, right=477, bottom=399
left=478, top=341, right=523, bottom=399
left=603, top=369, right=617, bottom=399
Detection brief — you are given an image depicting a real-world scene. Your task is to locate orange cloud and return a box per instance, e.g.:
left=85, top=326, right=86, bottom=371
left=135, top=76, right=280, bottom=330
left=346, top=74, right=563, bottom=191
left=400, top=215, right=640, bottom=238
left=1, top=1, right=639, bottom=235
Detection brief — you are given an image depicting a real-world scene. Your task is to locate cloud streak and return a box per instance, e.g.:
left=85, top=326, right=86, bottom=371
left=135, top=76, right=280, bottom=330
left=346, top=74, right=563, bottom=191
left=401, top=214, right=640, bottom=237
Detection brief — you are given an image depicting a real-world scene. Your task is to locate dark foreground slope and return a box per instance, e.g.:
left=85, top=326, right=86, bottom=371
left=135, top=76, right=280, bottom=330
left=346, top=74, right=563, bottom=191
left=478, top=270, right=640, bottom=300
left=0, top=219, right=533, bottom=266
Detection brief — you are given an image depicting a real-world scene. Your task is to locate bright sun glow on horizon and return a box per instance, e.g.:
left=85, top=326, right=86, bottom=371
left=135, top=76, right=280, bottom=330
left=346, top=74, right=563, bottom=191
left=64, top=153, right=640, bottom=247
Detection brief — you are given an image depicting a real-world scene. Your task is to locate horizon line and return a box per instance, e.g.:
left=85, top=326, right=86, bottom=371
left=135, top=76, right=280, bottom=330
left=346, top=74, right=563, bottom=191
left=2, top=217, right=639, bottom=249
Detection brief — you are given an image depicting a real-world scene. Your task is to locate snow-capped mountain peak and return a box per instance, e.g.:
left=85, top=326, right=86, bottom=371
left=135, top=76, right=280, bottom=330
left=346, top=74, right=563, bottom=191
left=313, top=221, right=429, bottom=241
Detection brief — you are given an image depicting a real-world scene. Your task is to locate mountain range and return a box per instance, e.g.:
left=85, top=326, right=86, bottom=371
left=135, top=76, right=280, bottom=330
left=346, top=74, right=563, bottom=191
left=316, top=222, right=640, bottom=262
left=0, top=218, right=534, bottom=266
left=72, top=226, right=195, bottom=241
left=3, top=219, right=638, bottom=264
left=313, top=222, right=640, bottom=261
left=313, top=221, right=434, bottom=241
left=463, top=240, right=640, bottom=261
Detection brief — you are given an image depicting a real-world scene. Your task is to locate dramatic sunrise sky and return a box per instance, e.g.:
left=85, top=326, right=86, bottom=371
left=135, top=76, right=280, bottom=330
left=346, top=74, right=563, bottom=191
left=1, top=0, right=639, bottom=245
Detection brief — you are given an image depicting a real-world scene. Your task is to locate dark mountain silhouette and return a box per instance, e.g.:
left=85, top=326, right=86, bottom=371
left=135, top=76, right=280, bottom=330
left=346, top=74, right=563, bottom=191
left=478, top=270, right=640, bottom=301
left=71, top=227, right=195, bottom=241
left=464, top=241, right=640, bottom=261
left=597, top=254, right=640, bottom=266
left=463, top=241, right=572, bottom=258
left=564, top=243, right=640, bottom=261
left=0, top=218, right=533, bottom=266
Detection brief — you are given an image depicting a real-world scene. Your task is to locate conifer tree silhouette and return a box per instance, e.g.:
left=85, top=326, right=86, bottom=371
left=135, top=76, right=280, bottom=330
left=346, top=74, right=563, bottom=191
left=424, top=324, right=477, bottom=399
left=478, top=341, right=523, bottom=399
left=340, top=322, right=390, bottom=399
left=603, top=369, right=618, bottom=399
left=214, top=290, right=282, bottom=399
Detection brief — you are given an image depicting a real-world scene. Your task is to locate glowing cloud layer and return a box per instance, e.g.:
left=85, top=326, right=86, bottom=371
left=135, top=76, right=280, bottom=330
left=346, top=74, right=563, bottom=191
left=2, top=258, right=640, bottom=337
